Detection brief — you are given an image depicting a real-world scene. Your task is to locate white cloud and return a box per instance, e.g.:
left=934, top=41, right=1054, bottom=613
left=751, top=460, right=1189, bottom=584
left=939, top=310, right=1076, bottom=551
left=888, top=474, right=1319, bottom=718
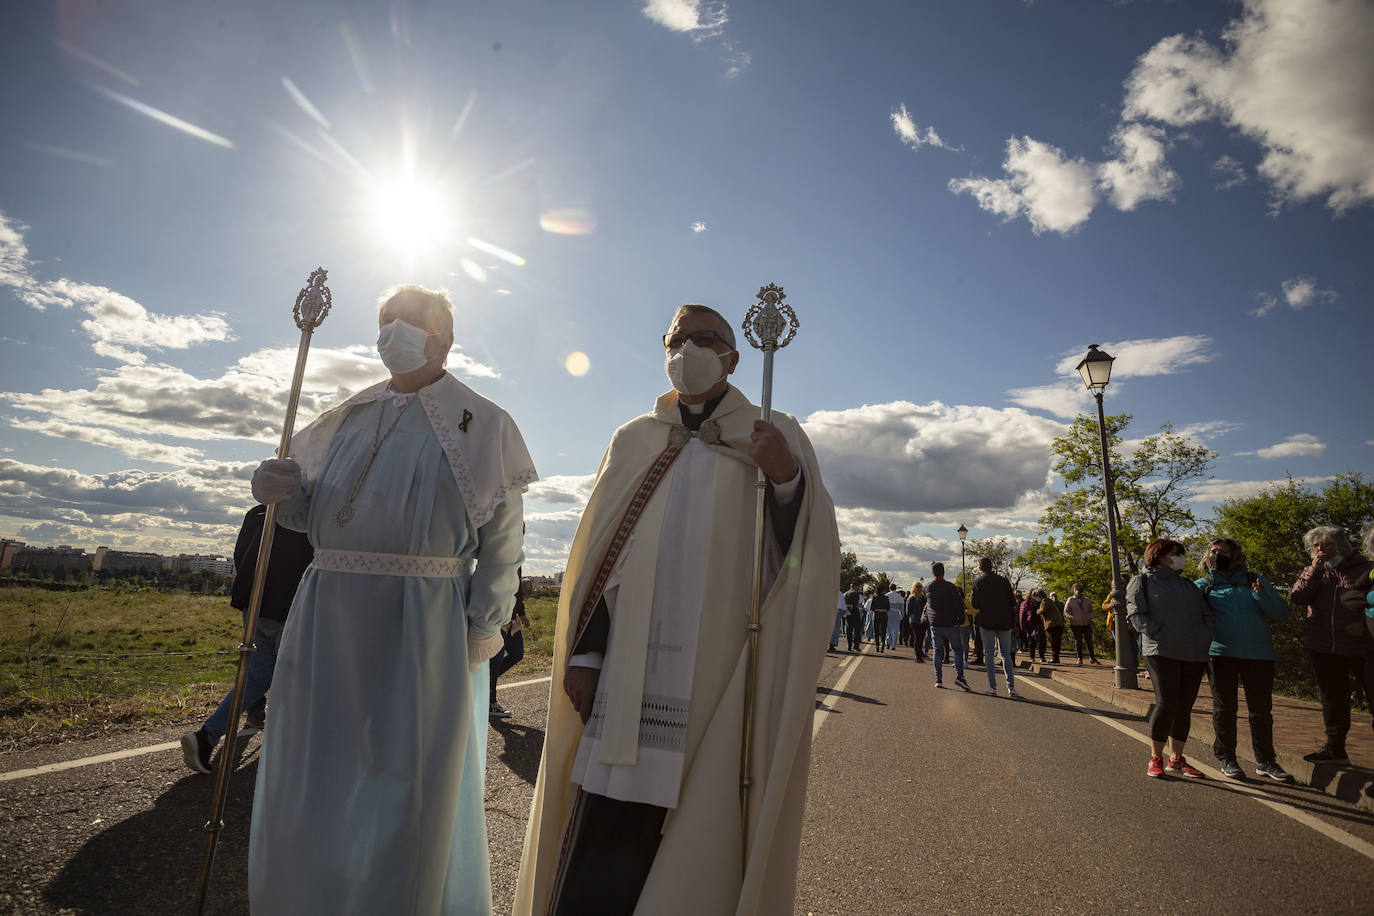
left=1238, top=433, right=1327, bottom=459
left=1049, top=335, right=1215, bottom=380
left=1251, top=276, right=1338, bottom=317
left=526, top=473, right=596, bottom=506
left=1005, top=382, right=1092, bottom=420
left=950, top=126, right=1179, bottom=234
left=1192, top=475, right=1332, bottom=503
left=0, top=212, right=232, bottom=363
left=950, top=137, right=1099, bottom=234
left=1096, top=122, right=1180, bottom=211
left=7, top=418, right=205, bottom=465
left=1210, top=154, right=1247, bottom=190
left=691, top=221, right=708, bottom=233
left=642, top=0, right=727, bottom=34
left=1122, top=0, right=1374, bottom=212
left=802, top=400, right=1064, bottom=513
left=890, top=104, right=956, bottom=152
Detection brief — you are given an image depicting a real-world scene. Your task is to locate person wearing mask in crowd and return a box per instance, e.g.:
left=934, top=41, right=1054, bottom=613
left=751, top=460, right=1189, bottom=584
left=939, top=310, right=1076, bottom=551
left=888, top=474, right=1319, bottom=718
left=907, top=583, right=928, bottom=663
left=1290, top=526, right=1374, bottom=766
left=844, top=585, right=865, bottom=652
left=1039, top=590, right=1066, bottom=664
left=1064, top=583, right=1101, bottom=666
left=971, top=557, right=1019, bottom=698
left=925, top=563, right=971, bottom=691
left=1128, top=538, right=1215, bottom=779
left=1020, top=590, right=1046, bottom=663
left=886, top=583, right=904, bottom=651
left=1195, top=539, right=1293, bottom=782
left=490, top=570, right=534, bottom=719
left=829, top=589, right=847, bottom=654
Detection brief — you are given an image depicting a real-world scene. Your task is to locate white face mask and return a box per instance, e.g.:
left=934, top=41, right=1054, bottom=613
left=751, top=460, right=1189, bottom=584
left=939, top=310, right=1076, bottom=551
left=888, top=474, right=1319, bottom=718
left=665, top=340, right=731, bottom=396
left=378, top=319, right=435, bottom=374
left=1167, top=554, right=1188, bottom=572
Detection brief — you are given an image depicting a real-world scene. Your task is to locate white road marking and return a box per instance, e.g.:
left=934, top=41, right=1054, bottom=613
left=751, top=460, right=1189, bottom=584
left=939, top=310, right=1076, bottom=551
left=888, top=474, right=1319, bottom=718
left=0, top=672, right=556, bottom=784
left=1017, top=675, right=1374, bottom=863
left=812, top=648, right=869, bottom=740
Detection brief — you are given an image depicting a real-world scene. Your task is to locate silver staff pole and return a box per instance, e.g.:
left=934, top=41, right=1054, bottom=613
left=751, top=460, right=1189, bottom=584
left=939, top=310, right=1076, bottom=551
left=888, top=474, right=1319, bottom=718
left=192, top=268, right=332, bottom=916
left=738, top=283, right=799, bottom=866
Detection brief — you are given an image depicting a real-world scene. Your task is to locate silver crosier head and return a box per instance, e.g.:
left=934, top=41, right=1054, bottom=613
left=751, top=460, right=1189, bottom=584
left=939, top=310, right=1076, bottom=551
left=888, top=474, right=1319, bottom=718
left=742, top=283, right=798, bottom=353
left=293, top=268, right=333, bottom=331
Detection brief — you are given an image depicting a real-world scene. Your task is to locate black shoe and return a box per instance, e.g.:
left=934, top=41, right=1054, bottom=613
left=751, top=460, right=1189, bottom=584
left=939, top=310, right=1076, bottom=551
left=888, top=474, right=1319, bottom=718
left=181, top=729, right=213, bottom=775
left=1256, top=761, right=1296, bottom=783
left=1303, top=746, right=1350, bottom=765
left=1218, top=757, right=1245, bottom=780
left=954, top=676, right=972, bottom=692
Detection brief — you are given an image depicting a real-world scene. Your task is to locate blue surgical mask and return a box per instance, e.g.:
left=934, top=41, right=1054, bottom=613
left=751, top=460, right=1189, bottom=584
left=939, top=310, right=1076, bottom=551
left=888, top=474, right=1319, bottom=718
left=378, top=319, right=435, bottom=374
left=1324, top=555, right=1344, bottom=569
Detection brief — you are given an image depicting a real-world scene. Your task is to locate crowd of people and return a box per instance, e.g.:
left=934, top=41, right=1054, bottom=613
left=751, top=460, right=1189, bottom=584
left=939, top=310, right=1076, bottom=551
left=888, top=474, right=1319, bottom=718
left=830, top=523, right=1374, bottom=783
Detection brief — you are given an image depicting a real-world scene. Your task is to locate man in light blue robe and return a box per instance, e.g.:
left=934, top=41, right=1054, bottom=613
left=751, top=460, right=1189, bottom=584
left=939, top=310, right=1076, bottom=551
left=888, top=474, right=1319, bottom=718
left=247, top=285, right=536, bottom=914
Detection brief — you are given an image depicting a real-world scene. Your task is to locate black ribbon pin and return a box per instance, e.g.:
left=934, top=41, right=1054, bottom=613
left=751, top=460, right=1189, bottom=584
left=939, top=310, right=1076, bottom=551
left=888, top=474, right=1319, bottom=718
left=459, top=408, right=473, bottom=432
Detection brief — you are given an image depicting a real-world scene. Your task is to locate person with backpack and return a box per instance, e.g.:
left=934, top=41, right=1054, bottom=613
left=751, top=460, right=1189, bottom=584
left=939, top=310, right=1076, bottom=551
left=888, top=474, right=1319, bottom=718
left=1195, top=538, right=1293, bottom=782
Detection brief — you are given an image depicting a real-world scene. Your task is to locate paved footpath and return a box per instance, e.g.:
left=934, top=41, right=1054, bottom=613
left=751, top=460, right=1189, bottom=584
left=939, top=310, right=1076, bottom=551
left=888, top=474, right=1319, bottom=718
left=3, top=650, right=1374, bottom=914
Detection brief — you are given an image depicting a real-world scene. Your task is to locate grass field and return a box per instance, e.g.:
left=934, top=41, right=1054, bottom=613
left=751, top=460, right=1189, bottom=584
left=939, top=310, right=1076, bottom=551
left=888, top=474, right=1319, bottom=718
left=0, top=586, right=558, bottom=751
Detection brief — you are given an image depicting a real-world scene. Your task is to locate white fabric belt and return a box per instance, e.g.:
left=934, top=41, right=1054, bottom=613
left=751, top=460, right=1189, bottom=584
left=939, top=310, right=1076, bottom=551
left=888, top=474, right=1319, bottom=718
left=312, top=549, right=473, bottom=579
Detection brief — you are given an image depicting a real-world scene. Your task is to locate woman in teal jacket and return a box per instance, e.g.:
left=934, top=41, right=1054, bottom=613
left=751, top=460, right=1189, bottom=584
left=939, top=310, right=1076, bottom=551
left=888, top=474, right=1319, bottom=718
left=1196, top=537, right=1294, bottom=782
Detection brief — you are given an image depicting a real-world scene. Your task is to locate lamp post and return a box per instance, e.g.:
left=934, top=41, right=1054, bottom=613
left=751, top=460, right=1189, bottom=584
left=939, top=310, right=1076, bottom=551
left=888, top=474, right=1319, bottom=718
left=1075, top=344, right=1137, bottom=690
left=957, top=524, right=968, bottom=596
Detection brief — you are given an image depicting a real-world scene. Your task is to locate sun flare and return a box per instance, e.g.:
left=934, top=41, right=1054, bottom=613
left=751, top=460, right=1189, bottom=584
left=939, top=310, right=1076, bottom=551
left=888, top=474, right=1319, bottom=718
left=368, top=172, right=452, bottom=259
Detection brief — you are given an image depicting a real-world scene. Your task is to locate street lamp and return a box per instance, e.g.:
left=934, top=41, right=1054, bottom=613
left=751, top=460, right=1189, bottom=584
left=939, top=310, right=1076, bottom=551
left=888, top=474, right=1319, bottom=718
left=1075, top=344, right=1137, bottom=689
left=957, top=524, right=968, bottom=595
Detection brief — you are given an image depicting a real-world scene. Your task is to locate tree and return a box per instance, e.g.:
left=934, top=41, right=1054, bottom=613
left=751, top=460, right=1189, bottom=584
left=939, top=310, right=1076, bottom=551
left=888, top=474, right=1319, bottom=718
left=839, top=551, right=874, bottom=592
left=1028, top=414, right=1216, bottom=607
left=964, top=536, right=1032, bottom=588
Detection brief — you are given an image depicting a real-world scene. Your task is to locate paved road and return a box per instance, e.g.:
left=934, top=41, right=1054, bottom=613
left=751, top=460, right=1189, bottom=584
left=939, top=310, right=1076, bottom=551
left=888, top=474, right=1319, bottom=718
left=3, top=650, right=1374, bottom=914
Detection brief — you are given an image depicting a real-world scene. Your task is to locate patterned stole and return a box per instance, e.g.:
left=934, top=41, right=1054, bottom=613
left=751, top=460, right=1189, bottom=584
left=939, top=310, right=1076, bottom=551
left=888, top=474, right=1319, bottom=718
left=569, top=432, right=689, bottom=653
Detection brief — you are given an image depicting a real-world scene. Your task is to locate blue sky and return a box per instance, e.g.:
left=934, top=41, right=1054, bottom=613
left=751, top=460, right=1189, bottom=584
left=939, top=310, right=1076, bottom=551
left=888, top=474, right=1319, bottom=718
left=1, top=0, right=1370, bottom=584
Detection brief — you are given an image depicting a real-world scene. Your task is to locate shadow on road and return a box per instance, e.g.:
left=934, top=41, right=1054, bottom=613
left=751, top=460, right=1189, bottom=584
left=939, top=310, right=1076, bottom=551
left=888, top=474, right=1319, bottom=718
left=489, top=719, right=545, bottom=786
left=1000, top=691, right=1144, bottom=723
left=1161, top=769, right=1374, bottom=830
left=45, top=757, right=257, bottom=915
left=815, top=687, right=886, bottom=707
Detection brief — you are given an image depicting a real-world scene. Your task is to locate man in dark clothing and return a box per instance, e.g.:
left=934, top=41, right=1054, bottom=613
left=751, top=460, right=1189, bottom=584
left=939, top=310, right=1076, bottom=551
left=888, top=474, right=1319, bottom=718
left=844, top=587, right=864, bottom=652
left=869, top=588, right=891, bottom=653
left=924, top=563, right=971, bottom=691
left=971, top=557, right=1019, bottom=697
left=181, top=505, right=314, bottom=774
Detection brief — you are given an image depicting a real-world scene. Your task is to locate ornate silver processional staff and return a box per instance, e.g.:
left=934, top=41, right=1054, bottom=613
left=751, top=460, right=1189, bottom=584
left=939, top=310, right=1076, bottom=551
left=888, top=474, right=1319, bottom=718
left=192, top=268, right=332, bottom=916
left=738, top=283, right=799, bottom=862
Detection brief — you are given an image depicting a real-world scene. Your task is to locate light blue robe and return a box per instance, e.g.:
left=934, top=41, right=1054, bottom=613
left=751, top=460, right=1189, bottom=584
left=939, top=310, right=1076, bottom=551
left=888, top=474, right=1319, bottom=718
left=249, top=397, right=524, bottom=915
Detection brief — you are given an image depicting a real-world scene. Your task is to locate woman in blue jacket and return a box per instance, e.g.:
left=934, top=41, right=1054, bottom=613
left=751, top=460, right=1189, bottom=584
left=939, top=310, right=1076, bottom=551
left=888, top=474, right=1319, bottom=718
left=1196, top=538, right=1294, bottom=782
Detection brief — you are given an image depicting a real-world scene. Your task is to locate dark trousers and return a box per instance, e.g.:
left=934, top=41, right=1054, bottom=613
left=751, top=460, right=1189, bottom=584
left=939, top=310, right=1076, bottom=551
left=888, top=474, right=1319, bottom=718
left=1144, top=655, right=1207, bottom=744
left=1309, top=651, right=1374, bottom=750
left=1070, top=625, right=1096, bottom=661
left=1021, top=623, right=1045, bottom=660
left=488, top=629, right=524, bottom=704
left=845, top=613, right=863, bottom=650
left=1047, top=626, right=1064, bottom=662
left=911, top=621, right=929, bottom=660
left=898, top=615, right=912, bottom=646
left=554, top=791, right=666, bottom=916
left=872, top=612, right=888, bottom=650
left=1209, top=656, right=1276, bottom=763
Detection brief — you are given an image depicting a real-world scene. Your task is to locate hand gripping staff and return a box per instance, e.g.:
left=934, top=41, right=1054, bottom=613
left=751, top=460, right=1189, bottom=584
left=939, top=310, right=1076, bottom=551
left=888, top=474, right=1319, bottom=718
left=192, top=269, right=332, bottom=916
left=738, top=283, right=799, bottom=868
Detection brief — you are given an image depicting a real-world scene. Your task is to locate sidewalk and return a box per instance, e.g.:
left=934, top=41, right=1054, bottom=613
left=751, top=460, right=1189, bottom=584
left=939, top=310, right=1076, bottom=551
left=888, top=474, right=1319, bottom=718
left=1007, top=655, right=1374, bottom=812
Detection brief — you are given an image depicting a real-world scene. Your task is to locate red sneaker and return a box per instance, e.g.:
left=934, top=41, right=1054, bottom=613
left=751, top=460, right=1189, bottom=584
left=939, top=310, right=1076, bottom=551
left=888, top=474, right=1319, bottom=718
left=1166, top=754, right=1204, bottom=778
left=1147, top=756, right=1165, bottom=778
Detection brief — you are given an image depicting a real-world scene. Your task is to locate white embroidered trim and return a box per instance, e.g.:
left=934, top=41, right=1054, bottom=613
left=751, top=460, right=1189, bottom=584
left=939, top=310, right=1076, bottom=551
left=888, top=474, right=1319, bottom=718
left=313, top=549, right=474, bottom=578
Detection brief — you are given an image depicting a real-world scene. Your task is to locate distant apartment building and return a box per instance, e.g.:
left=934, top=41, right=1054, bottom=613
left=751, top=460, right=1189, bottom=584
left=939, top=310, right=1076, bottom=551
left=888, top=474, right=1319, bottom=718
left=93, top=547, right=165, bottom=575
left=173, top=554, right=235, bottom=576
left=0, top=539, right=25, bottom=570
left=12, top=545, right=94, bottom=575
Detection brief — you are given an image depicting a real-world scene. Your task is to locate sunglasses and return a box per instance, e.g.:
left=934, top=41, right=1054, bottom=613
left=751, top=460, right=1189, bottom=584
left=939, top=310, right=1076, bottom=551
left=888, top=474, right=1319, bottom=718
left=663, top=329, right=728, bottom=350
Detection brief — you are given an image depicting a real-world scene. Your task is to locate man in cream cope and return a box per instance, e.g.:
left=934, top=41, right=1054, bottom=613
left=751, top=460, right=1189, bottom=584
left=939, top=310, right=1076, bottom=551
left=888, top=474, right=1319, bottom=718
left=514, top=304, right=840, bottom=916
left=247, top=285, right=536, bottom=914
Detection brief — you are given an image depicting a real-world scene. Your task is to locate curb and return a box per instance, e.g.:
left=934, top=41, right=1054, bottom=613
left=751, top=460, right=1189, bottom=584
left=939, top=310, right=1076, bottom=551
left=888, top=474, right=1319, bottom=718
left=1011, top=658, right=1374, bottom=814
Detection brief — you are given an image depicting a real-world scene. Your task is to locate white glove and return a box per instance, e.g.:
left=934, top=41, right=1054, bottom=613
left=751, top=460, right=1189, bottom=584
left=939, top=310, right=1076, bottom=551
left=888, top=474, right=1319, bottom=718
left=468, top=627, right=505, bottom=672
left=251, top=458, right=302, bottom=505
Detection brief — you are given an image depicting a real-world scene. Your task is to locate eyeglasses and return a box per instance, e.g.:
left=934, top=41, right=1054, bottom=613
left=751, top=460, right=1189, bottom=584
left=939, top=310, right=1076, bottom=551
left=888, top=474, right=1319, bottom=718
left=663, top=329, right=728, bottom=350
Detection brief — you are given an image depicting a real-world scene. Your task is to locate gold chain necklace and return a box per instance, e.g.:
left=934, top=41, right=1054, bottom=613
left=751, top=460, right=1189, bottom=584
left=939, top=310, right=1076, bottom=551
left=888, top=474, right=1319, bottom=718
left=334, top=397, right=413, bottom=527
